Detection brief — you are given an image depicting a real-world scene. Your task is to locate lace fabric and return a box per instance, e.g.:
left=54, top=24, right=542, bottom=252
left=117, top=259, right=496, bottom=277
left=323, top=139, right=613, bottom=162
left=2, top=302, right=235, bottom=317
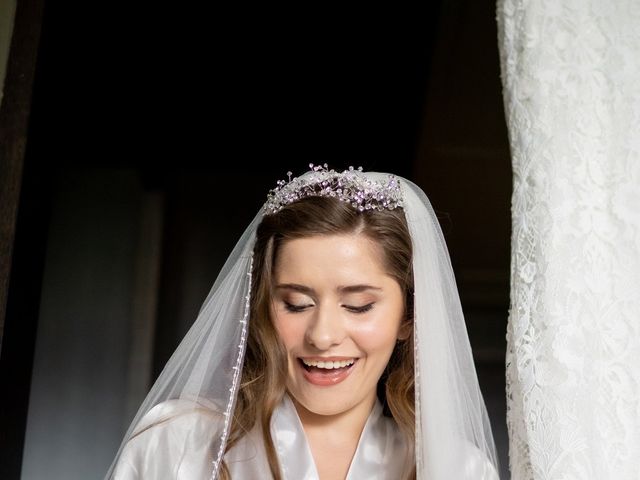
left=497, top=2, right=640, bottom=478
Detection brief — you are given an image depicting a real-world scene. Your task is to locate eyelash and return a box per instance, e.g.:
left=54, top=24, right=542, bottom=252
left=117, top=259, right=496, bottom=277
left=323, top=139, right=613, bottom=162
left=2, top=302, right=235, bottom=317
left=284, top=302, right=311, bottom=313
left=345, top=303, right=374, bottom=314
left=283, top=302, right=374, bottom=314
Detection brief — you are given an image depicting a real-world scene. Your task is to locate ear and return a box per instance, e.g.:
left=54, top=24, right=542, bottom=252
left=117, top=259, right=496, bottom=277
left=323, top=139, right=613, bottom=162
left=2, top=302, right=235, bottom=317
left=397, top=319, right=412, bottom=341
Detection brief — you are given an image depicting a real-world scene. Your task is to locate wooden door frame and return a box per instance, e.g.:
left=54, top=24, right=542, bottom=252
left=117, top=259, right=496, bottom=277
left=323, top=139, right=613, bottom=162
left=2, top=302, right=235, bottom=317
left=0, top=0, right=46, bottom=478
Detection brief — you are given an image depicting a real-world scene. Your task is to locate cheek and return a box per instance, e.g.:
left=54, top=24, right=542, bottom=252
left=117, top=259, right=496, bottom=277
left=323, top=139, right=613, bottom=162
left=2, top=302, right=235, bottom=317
left=353, top=313, right=402, bottom=352
left=273, top=316, right=307, bottom=351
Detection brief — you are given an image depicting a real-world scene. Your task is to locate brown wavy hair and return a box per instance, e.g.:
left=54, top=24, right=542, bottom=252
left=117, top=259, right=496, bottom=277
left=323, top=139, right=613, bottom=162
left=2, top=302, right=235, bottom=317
left=220, top=196, right=416, bottom=479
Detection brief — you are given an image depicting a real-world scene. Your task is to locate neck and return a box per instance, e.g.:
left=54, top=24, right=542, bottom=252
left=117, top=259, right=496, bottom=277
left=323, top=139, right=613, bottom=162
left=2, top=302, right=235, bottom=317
left=290, top=392, right=377, bottom=443
left=288, top=393, right=378, bottom=479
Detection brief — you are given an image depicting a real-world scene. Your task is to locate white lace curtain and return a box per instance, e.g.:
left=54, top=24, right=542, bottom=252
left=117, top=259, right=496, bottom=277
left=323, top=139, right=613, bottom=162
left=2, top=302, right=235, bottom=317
left=497, top=2, right=640, bottom=479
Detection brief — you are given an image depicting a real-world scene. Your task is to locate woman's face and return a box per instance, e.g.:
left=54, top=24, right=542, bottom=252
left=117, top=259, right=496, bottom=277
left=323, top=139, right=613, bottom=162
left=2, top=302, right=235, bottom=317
left=272, top=233, right=406, bottom=418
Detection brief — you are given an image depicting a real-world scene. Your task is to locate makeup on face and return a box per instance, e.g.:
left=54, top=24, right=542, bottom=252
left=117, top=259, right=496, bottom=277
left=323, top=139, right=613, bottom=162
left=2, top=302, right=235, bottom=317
left=272, top=234, right=405, bottom=417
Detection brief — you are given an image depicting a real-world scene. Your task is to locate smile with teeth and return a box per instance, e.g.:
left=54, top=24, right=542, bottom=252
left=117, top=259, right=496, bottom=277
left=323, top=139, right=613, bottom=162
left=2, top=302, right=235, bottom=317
left=298, top=358, right=357, bottom=386
left=301, top=359, right=356, bottom=369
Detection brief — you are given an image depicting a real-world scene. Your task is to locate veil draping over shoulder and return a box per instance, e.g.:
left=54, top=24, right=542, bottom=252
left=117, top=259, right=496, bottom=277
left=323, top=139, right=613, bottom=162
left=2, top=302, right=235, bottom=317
left=105, top=171, right=499, bottom=480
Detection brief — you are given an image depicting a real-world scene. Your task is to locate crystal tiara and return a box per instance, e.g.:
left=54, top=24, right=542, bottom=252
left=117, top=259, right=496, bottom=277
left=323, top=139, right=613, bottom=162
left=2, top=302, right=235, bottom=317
left=264, top=164, right=403, bottom=215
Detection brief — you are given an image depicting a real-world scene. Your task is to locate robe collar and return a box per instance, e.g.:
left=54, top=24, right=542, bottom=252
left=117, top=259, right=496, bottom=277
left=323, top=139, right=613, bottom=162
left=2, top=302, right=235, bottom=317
left=271, top=394, right=405, bottom=480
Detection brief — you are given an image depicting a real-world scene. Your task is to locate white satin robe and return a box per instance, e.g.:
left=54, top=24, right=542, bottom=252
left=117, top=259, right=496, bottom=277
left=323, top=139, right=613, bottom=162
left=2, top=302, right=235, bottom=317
left=112, top=394, right=497, bottom=479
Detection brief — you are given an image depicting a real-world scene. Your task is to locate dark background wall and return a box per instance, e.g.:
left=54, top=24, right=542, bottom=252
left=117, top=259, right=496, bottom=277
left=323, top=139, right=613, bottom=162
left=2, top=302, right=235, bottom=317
left=1, top=1, right=511, bottom=478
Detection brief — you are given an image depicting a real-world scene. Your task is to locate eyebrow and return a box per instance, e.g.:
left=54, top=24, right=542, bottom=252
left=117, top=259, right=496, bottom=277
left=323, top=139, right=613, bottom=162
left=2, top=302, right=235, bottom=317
left=274, top=283, right=382, bottom=294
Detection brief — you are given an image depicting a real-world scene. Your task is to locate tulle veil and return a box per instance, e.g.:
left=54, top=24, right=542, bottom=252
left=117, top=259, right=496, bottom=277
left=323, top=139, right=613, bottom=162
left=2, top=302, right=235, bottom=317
left=105, top=169, right=499, bottom=479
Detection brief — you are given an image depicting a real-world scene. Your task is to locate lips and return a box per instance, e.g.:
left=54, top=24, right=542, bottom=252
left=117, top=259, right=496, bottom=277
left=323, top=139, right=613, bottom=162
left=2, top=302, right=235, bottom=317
left=297, top=357, right=357, bottom=386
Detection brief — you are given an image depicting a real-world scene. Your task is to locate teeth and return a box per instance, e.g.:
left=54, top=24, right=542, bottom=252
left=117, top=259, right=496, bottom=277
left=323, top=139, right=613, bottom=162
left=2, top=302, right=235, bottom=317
left=302, top=359, right=355, bottom=369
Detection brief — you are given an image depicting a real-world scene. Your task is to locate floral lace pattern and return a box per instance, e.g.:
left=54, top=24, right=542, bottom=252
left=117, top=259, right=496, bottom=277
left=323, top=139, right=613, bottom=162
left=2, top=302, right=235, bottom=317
left=497, top=1, right=640, bottom=478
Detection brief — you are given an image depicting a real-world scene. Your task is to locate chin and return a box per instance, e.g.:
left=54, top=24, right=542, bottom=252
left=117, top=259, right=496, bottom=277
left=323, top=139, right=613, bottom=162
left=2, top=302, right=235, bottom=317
left=293, top=393, right=356, bottom=417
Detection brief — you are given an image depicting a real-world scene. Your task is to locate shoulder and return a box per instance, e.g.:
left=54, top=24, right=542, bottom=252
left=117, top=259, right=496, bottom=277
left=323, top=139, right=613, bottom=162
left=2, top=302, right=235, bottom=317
left=112, top=398, right=225, bottom=480
left=130, top=397, right=224, bottom=435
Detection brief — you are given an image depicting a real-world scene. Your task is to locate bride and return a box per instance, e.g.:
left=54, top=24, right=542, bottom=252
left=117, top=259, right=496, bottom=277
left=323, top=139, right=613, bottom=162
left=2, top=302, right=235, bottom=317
left=106, top=165, right=499, bottom=479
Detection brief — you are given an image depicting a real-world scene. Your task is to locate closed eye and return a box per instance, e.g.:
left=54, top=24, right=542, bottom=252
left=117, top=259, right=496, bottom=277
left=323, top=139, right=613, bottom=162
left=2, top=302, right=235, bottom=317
left=343, top=303, right=374, bottom=314
left=284, top=301, right=313, bottom=313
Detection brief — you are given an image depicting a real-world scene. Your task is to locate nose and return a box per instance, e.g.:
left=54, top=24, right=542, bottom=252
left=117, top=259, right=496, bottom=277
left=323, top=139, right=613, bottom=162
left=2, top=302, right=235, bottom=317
left=305, top=303, right=346, bottom=350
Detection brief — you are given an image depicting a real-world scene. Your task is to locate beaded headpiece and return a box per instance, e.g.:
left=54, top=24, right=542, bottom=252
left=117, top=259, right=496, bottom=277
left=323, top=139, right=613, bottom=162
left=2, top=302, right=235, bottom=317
left=264, top=164, right=403, bottom=215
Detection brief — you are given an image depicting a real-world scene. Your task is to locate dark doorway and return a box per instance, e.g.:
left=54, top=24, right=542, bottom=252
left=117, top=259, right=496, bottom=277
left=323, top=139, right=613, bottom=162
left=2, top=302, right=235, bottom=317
left=1, top=1, right=511, bottom=478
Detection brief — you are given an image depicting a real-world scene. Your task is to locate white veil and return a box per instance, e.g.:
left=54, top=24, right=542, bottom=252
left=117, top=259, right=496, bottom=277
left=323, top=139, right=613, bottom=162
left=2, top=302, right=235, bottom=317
left=400, top=176, right=498, bottom=478
left=105, top=169, right=499, bottom=479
